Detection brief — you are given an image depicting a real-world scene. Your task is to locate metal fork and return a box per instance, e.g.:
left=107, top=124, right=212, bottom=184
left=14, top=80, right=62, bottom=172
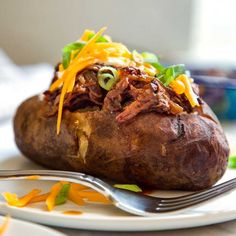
left=0, top=170, right=235, bottom=216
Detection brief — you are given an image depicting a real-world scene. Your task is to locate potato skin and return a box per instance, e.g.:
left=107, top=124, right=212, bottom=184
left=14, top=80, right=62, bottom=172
left=14, top=95, right=229, bottom=190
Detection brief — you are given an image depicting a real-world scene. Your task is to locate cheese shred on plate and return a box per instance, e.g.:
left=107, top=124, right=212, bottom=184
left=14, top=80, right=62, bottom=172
left=1, top=181, right=111, bottom=213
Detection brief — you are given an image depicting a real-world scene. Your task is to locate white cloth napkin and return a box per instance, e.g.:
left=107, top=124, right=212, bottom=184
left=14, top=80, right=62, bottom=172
left=0, top=49, right=53, bottom=120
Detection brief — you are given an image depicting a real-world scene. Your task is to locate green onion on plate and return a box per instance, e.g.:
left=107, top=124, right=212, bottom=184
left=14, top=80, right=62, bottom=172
left=228, top=155, right=236, bottom=169
left=114, top=184, right=142, bottom=193
left=55, top=183, right=71, bottom=205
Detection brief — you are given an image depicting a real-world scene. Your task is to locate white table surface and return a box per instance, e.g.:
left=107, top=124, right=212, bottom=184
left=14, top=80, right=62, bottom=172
left=56, top=220, right=236, bottom=236
left=0, top=119, right=236, bottom=236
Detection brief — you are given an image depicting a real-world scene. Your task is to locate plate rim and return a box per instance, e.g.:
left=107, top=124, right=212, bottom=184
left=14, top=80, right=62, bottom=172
left=0, top=197, right=236, bottom=231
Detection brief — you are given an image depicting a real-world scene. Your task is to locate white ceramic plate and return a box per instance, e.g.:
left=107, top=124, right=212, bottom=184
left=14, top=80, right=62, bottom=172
left=0, top=216, right=65, bottom=236
left=0, top=121, right=236, bottom=231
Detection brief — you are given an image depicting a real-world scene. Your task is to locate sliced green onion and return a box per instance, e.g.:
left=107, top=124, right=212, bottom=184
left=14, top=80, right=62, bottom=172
left=87, top=33, right=109, bottom=42
left=132, top=50, right=144, bottom=64
left=151, top=62, right=165, bottom=72
left=141, top=52, right=158, bottom=64
left=62, top=51, right=71, bottom=70
left=170, top=64, right=186, bottom=76
left=228, top=155, right=236, bottom=169
left=114, top=184, right=142, bottom=193
left=163, top=66, right=175, bottom=85
left=55, top=183, right=70, bottom=205
left=62, top=42, right=85, bottom=69
left=98, top=66, right=119, bottom=90
left=156, top=64, right=186, bottom=86
left=141, top=52, right=165, bottom=72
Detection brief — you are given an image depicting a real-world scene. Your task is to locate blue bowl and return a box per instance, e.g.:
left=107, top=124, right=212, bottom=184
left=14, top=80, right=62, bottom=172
left=192, top=75, right=236, bottom=120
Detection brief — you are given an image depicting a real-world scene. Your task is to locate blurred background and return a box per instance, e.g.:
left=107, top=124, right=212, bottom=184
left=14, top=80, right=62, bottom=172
left=0, top=0, right=236, bottom=121
left=1, top=0, right=236, bottom=65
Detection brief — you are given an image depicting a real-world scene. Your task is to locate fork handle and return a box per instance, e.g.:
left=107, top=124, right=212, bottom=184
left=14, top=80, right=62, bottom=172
left=0, top=169, right=114, bottom=197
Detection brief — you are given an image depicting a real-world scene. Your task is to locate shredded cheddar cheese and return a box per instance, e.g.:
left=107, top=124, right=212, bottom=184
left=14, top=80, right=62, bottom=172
left=2, top=189, right=41, bottom=207
left=68, top=185, right=85, bottom=206
left=1, top=181, right=111, bottom=214
left=176, top=74, right=199, bottom=107
left=26, top=175, right=40, bottom=180
left=170, top=79, right=185, bottom=94
left=70, top=183, right=89, bottom=191
left=77, top=191, right=111, bottom=204
left=29, top=193, right=50, bottom=204
left=46, top=182, right=63, bottom=211
left=80, top=29, right=95, bottom=41
left=63, top=210, right=83, bottom=215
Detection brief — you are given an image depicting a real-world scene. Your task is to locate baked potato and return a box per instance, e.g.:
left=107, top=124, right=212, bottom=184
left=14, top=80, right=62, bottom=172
left=14, top=28, right=229, bottom=190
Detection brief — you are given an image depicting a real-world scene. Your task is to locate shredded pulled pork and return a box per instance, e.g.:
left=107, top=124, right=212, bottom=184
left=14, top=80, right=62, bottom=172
left=44, top=64, right=195, bottom=122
